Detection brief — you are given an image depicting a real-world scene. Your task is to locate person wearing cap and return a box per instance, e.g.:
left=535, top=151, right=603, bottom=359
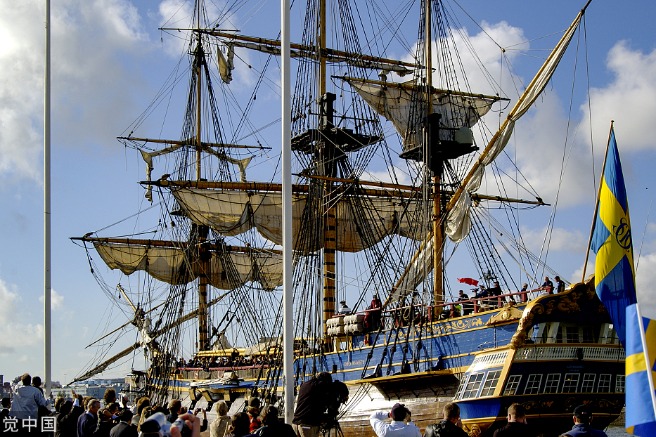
left=492, top=403, right=535, bottom=437
left=424, top=402, right=468, bottom=437
left=561, top=405, right=608, bottom=437
left=337, top=300, right=352, bottom=315
left=369, top=403, right=420, bottom=437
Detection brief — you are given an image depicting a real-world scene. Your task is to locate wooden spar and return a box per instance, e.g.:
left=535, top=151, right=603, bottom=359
left=196, top=29, right=416, bottom=73
left=145, top=178, right=547, bottom=205
left=118, top=135, right=268, bottom=150
left=335, top=75, right=509, bottom=103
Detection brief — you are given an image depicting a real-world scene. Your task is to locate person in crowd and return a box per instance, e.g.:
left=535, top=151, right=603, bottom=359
left=32, top=376, right=44, bottom=395
left=555, top=276, right=566, bottom=293
left=369, top=403, right=420, bottom=437
left=56, top=392, right=85, bottom=437
left=423, top=402, right=469, bottom=437
left=253, top=405, right=294, bottom=437
left=109, top=409, right=137, bottom=437
left=292, top=372, right=334, bottom=437
left=131, top=397, right=150, bottom=427
left=9, top=373, right=49, bottom=422
left=224, top=412, right=253, bottom=437
left=209, top=400, right=231, bottom=437
left=337, top=301, right=352, bottom=315
left=246, top=398, right=261, bottom=433
left=560, top=405, right=608, bottom=437
left=96, top=408, right=117, bottom=437
left=77, top=398, right=101, bottom=437
left=167, top=399, right=183, bottom=423
left=540, top=276, right=554, bottom=294
left=1, top=398, right=11, bottom=431
left=493, top=403, right=534, bottom=437
left=137, top=406, right=154, bottom=433
left=103, top=389, right=117, bottom=409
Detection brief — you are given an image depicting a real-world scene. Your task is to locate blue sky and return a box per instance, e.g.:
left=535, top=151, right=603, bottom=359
left=0, top=0, right=655, bottom=385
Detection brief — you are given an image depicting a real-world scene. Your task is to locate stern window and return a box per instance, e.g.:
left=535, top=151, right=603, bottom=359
left=563, top=373, right=580, bottom=393
left=616, top=375, right=625, bottom=393
left=480, top=371, right=501, bottom=397
left=503, top=375, right=522, bottom=395
left=581, top=374, right=596, bottom=392
left=544, top=373, right=561, bottom=393
left=524, top=374, right=542, bottom=395
left=462, top=373, right=485, bottom=399
left=598, top=374, right=611, bottom=393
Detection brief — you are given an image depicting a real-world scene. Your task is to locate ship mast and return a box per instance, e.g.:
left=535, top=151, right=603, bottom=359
left=193, top=3, right=210, bottom=352
left=425, top=0, right=444, bottom=307
left=318, top=0, right=338, bottom=337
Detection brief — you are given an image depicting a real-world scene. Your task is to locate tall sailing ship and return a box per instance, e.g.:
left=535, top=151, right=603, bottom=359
left=72, top=0, right=625, bottom=435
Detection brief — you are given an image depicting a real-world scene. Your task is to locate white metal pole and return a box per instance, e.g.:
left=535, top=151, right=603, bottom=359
left=44, top=0, right=52, bottom=398
left=281, top=0, right=294, bottom=425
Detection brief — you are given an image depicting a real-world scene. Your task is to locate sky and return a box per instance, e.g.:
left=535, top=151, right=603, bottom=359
left=0, top=0, right=655, bottom=386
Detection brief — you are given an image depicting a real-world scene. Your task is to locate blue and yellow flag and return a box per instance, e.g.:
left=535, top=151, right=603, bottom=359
left=590, top=128, right=636, bottom=346
left=625, top=303, right=656, bottom=436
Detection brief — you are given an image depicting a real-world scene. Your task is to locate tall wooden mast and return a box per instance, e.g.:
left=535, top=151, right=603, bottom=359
left=193, top=5, right=210, bottom=351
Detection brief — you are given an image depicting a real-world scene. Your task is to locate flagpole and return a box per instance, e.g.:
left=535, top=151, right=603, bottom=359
left=634, top=303, right=656, bottom=420
left=581, top=120, right=614, bottom=281
left=44, top=0, right=52, bottom=398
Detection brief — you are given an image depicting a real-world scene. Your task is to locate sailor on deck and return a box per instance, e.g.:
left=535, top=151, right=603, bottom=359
left=337, top=300, right=352, bottom=315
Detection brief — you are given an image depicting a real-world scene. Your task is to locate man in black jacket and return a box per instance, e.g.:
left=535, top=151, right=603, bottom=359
left=493, top=403, right=535, bottom=437
left=109, top=410, right=137, bottom=437
left=423, top=403, right=468, bottom=437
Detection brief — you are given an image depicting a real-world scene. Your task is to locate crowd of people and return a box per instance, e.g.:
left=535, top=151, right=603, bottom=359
left=0, top=372, right=298, bottom=437
left=3, top=370, right=607, bottom=437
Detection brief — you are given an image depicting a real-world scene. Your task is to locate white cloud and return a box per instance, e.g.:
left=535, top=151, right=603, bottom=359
left=0, top=0, right=154, bottom=186
left=0, top=279, right=44, bottom=354
left=636, top=251, right=656, bottom=319
left=581, top=42, right=656, bottom=153
left=38, top=288, right=64, bottom=310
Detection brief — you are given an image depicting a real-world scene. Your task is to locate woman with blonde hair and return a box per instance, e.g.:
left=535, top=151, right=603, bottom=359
left=210, top=400, right=231, bottom=437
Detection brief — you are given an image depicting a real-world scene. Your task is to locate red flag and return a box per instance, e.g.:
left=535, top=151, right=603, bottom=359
left=458, top=277, right=479, bottom=286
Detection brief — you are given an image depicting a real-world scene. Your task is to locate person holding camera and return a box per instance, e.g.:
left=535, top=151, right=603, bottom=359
left=292, top=373, right=334, bottom=437
left=369, top=403, right=420, bottom=437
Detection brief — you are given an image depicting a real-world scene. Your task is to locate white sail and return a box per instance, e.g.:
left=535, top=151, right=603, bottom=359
left=349, top=80, right=496, bottom=151
left=172, top=187, right=429, bottom=253
left=94, top=242, right=283, bottom=290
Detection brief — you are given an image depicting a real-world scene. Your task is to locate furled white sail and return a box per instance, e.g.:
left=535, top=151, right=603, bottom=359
left=94, top=242, right=283, bottom=290
left=172, top=188, right=429, bottom=253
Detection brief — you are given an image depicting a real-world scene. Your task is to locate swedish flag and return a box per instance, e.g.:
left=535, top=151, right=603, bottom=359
left=590, top=128, right=636, bottom=346
left=625, top=304, right=656, bottom=436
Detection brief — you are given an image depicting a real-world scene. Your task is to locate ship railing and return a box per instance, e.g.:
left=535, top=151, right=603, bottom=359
left=373, top=289, right=532, bottom=327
